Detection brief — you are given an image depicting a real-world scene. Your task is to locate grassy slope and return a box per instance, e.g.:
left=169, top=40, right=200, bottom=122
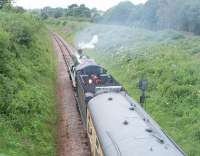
left=0, top=11, right=56, bottom=156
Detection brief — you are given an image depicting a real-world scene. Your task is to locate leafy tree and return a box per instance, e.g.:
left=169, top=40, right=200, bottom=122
left=102, top=1, right=135, bottom=25
left=53, top=8, right=63, bottom=18
left=0, top=0, right=6, bottom=8
left=79, top=4, right=91, bottom=17
left=101, top=0, right=200, bottom=35
left=91, top=8, right=102, bottom=22
left=0, top=0, right=11, bottom=9
left=66, top=4, right=91, bottom=18
left=13, top=6, right=26, bottom=13
left=0, top=0, right=3, bottom=8
left=68, top=4, right=78, bottom=9
left=39, top=4, right=95, bottom=20
left=41, top=7, right=49, bottom=19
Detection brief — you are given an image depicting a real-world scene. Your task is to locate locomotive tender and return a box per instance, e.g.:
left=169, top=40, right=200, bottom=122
left=67, top=50, right=187, bottom=156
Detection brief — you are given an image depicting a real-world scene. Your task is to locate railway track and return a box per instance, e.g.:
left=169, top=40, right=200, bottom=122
left=53, top=33, right=73, bottom=71
left=53, top=33, right=90, bottom=156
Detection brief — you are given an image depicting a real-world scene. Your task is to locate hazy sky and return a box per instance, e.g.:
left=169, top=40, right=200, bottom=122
left=14, top=0, right=147, bottom=11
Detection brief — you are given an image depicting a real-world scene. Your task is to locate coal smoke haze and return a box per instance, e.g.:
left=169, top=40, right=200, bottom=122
left=78, top=35, right=99, bottom=49
left=75, top=24, right=185, bottom=54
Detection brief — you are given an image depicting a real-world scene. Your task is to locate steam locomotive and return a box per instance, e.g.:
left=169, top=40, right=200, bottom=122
left=66, top=49, right=187, bottom=156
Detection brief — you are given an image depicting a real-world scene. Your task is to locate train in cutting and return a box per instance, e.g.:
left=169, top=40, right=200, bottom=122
left=60, top=38, right=187, bottom=156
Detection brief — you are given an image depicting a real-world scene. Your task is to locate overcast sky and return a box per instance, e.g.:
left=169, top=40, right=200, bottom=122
left=14, top=0, right=147, bottom=11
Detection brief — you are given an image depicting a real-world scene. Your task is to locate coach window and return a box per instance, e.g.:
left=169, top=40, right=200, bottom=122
left=96, top=138, right=99, bottom=149
left=70, top=66, right=72, bottom=72
left=95, top=141, right=100, bottom=156
left=87, top=122, right=90, bottom=133
left=95, top=148, right=98, bottom=156
left=88, top=118, right=92, bottom=135
left=90, top=128, right=93, bottom=135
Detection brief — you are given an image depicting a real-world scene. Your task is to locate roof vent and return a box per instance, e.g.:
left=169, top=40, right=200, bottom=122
left=123, top=120, right=129, bottom=125
left=129, top=107, right=135, bottom=111
left=159, top=139, right=164, bottom=144
left=146, top=128, right=153, bottom=133
left=108, top=97, right=113, bottom=101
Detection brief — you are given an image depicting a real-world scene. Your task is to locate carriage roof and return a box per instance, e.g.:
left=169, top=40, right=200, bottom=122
left=88, top=92, right=186, bottom=156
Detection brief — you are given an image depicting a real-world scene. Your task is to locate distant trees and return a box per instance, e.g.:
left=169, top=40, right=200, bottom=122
left=0, top=0, right=11, bottom=9
left=66, top=4, right=91, bottom=18
left=41, top=7, right=63, bottom=19
left=13, top=6, right=26, bottom=13
left=102, top=0, right=200, bottom=35
left=0, top=0, right=6, bottom=8
left=90, top=8, right=102, bottom=22
left=0, top=0, right=3, bottom=8
left=0, top=0, right=16, bottom=10
left=53, top=8, right=64, bottom=18
left=40, top=4, right=101, bottom=21
left=145, top=0, right=200, bottom=34
left=179, top=1, right=200, bottom=34
left=102, top=1, right=135, bottom=25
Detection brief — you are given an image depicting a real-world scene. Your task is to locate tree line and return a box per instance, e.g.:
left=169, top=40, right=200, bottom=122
left=102, top=0, right=200, bottom=35
left=0, top=0, right=11, bottom=9
left=2, top=0, right=200, bottom=35
left=40, top=4, right=102, bottom=21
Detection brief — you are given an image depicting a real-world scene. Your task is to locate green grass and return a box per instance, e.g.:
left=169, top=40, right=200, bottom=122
left=0, top=11, right=56, bottom=156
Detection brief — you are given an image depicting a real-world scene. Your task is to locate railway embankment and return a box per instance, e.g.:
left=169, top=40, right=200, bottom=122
left=0, top=11, right=56, bottom=156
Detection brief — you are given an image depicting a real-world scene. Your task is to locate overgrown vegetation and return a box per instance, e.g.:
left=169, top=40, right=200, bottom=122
left=0, top=10, right=56, bottom=156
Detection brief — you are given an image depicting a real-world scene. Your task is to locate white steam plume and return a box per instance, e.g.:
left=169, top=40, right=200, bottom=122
left=78, top=35, right=99, bottom=49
